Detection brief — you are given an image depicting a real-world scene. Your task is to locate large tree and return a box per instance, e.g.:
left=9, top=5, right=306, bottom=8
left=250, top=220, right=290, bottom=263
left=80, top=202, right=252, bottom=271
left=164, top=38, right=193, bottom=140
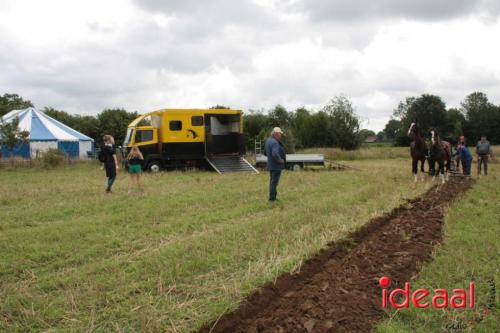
left=359, top=129, right=376, bottom=141
left=268, top=104, right=293, bottom=129
left=445, top=108, right=466, bottom=143
left=0, top=93, right=33, bottom=117
left=383, top=119, right=401, bottom=140
left=73, top=115, right=101, bottom=141
left=43, top=107, right=77, bottom=128
left=243, top=110, right=271, bottom=152
left=292, top=107, right=312, bottom=148
left=290, top=107, right=332, bottom=148
left=393, top=94, right=448, bottom=145
left=243, top=110, right=270, bottom=140
left=461, top=92, right=500, bottom=143
left=97, top=108, right=138, bottom=145
left=301, top=111, right=332, bottom=147
left=324, top=96, right=362, bottom=150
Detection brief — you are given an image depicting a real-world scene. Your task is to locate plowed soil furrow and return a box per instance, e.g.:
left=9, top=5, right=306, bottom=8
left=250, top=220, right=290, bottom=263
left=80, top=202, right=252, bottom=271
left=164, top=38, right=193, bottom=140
left=200, top=179, right=472, bottom=333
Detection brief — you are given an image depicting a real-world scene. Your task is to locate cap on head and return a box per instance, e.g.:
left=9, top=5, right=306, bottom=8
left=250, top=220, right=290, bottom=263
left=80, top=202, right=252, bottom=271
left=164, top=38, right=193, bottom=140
left=272, top=127, right=284, bottom=135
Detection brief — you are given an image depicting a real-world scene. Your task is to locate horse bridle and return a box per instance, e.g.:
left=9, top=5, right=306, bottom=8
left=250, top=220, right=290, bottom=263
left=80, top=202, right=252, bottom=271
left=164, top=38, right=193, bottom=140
left=431, top=130, right=435, bottom=144
left=408, top=122, right=416, bottom=136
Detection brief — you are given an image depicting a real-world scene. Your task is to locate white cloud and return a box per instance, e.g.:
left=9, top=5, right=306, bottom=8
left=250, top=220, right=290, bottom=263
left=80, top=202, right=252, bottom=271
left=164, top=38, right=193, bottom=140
left=1, top=0, right=500, bottom=132
left=291, top=0, right=499, bottom=22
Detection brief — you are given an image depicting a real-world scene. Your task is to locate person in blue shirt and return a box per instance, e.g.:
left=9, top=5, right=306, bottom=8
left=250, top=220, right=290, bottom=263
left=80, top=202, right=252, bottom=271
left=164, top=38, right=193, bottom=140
left=457, top=142, right=473, bottom=176
left=264, top=127, right=286, bottom=201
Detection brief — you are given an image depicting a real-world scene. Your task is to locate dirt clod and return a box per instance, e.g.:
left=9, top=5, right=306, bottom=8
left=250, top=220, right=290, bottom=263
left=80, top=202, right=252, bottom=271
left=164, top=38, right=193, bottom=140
left=199, top=179, right=472, bottom=333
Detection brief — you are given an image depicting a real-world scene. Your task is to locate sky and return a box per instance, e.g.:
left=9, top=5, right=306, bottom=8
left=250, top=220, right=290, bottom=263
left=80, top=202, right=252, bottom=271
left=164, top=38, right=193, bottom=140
left=1, top=0, right=500, bottom=132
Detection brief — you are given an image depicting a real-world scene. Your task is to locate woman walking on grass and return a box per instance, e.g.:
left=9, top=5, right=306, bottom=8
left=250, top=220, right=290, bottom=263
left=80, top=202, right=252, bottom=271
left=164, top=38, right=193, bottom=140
left=127, top=146, right=144, bottom=193
left=102, top=135, right=119, bottom=193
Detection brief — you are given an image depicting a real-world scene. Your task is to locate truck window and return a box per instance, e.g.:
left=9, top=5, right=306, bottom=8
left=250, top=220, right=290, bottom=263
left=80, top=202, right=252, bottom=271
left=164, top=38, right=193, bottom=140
left=169, top=120, right=182, bottom=131
left=191, top=116, right=203, bottom=126
left=135, top=130, right=153, bottom=143
left=124, top=128, right=133, bottom=146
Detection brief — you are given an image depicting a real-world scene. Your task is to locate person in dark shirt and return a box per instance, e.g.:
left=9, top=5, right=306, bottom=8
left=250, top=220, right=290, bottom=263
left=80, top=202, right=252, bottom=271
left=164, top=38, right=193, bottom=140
left=127, top=146, right=144, bottom=193
left=264, top=127, right=286, bottom=201
left=102, top=135, right=119, bottom=193
left=476, top=135, right=492, bottom=175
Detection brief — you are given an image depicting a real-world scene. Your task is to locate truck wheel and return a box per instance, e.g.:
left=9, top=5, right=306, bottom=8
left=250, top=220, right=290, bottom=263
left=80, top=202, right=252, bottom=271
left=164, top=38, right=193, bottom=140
left=147, top=161, right=162, bottom=173
left=292, top=163, right=301, bottom=171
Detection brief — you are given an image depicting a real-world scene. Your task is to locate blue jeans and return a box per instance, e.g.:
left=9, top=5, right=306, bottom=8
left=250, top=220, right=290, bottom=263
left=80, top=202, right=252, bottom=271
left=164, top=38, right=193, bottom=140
left=462, top=158, right=472, bottom=175
left=107, top=176, right=116, bottom=190
left=269, top=170, right=282, bottom=201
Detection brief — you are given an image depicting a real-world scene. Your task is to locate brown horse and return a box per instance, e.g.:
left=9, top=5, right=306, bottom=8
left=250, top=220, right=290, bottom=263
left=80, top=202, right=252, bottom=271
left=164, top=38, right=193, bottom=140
left=429, top=129, right=452, bottom=183
left=408, top=122, right=427, bottom=182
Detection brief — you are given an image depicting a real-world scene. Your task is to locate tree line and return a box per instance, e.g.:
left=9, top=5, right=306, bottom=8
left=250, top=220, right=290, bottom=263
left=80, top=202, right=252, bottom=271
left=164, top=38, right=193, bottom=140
left=0, top=93, right=139, bottom=145
left=243, top=95, right=362, bottom=152
left=2, top=91, right=499, bottom=152
left=382, top=92, right=500, bottom=145
left=246, top=92, right=500, bottom=152
left=1, top=94, right=363, bottom=151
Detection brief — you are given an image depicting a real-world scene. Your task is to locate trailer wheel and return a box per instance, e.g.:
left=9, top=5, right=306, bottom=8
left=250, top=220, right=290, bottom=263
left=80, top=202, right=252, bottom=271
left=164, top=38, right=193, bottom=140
left=147, top=160, right=162, bottom=173
left=292, top=163, right=302, bottom=171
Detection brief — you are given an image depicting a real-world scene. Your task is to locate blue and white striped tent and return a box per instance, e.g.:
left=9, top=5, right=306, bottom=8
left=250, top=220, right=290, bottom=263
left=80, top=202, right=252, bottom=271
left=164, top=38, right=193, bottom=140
left=0, top=107, right=94, bottom=159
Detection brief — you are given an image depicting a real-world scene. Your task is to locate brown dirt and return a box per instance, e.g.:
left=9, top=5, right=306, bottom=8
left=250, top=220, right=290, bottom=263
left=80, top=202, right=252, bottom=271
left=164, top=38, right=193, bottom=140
left=199, top=179, right=473, bottom=333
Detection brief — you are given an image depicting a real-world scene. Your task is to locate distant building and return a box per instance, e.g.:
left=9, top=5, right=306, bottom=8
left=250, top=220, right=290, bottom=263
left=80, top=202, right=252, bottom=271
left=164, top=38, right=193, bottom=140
left=364, top=135, right=379, bottom=143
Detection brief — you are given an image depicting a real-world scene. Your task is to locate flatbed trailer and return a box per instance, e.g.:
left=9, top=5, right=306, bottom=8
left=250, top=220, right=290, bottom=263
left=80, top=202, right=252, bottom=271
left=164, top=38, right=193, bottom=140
left=255, top=154, right=325, bottom=171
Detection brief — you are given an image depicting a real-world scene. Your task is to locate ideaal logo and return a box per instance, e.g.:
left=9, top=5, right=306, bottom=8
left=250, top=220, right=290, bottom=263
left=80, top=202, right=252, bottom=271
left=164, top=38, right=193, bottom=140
left=379, top=276, right=475, bottom=309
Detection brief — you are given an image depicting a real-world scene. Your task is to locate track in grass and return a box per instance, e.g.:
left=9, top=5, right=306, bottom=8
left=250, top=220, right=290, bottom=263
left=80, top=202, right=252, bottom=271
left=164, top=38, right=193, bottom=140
left=199, top=179, right=473, bottom=333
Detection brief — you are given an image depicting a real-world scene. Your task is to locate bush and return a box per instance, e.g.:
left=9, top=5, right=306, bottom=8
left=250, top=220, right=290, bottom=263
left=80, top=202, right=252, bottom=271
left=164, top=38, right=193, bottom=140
left=41, top=148, right=66, bottom=168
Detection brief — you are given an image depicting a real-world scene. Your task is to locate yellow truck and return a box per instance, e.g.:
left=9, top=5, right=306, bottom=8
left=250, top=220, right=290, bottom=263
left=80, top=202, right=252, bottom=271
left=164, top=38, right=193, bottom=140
left=123, top=108, right=258, bottom=173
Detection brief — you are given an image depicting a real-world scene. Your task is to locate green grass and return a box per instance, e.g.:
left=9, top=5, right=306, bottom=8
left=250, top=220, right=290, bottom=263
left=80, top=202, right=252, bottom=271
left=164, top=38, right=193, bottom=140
left=377, top=168, right=500, bottom=332
left=300, top=146, right=409, bottom=160
left=0, top=159, right=433, bottom=332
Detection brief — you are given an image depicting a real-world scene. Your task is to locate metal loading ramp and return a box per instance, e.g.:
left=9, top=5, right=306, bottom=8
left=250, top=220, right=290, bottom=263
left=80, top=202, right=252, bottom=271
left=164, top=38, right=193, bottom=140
left=206, top=155, right=259, bottom=174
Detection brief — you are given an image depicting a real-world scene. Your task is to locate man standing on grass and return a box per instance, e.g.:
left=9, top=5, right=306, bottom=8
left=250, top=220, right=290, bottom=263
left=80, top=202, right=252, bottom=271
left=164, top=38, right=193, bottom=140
left=264, top=127, right=286, bottom=202
left=476, top=135, right=492, bottom=175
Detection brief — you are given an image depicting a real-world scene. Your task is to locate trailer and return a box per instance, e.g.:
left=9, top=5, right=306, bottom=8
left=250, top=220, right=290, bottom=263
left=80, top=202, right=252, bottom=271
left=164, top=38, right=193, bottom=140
left=255, top=153, right=325, bottom=171
left=123, top=108, right=258, bottom=174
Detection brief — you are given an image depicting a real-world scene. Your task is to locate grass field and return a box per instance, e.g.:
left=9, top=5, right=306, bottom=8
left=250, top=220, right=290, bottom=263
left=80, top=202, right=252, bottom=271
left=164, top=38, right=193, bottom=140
left=377, top=166, right=500, bottom=332
left=1, top=151, right=498, bottom=332
left=300, top=146, right=409, bottom=161
left=1, top=158, right=434, bottom=332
